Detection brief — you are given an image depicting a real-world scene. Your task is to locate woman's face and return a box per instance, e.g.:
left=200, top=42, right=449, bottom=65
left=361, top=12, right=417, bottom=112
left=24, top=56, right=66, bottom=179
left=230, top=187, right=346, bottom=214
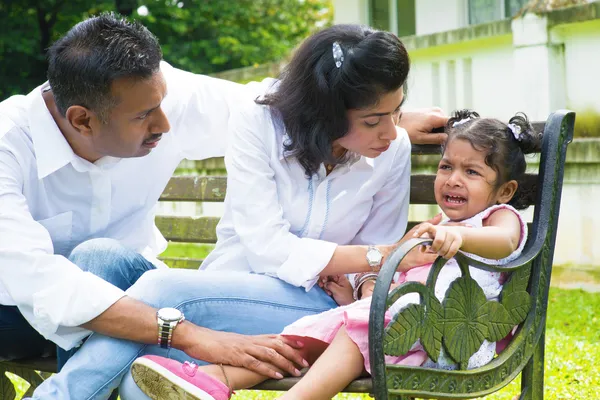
left=334, top=87, right=404, bottom=158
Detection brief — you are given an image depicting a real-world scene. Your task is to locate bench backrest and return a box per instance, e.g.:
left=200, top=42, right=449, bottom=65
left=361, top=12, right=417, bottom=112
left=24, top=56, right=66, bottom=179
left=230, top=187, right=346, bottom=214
left=155, top=120, right=547, bottom=268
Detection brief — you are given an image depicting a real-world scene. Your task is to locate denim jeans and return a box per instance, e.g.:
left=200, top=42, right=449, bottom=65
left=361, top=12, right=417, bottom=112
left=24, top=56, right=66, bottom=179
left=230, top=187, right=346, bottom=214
left=30, top=269, right=338, bottom=399
left=0, top=238, right=155, bottom=369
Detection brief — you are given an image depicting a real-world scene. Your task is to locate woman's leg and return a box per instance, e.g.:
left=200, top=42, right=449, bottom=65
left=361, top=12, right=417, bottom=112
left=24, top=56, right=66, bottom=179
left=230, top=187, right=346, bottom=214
left=31, top=269, right=337, bottom=400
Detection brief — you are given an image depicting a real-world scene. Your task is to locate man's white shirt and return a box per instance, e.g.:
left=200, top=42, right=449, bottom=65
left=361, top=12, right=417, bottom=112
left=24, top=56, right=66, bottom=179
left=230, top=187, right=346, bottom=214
left=201, top=101, right=412, bottom=290
left=0, top=62, right=269, bottom=349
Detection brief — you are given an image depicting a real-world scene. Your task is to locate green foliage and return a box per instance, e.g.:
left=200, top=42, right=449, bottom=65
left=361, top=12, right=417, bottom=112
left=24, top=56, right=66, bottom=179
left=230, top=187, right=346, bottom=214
left=0, top=0, right=332, bottom=100
left=573, top=109, right=600, bottom=138
left=138, top=0, right=332, bottom=74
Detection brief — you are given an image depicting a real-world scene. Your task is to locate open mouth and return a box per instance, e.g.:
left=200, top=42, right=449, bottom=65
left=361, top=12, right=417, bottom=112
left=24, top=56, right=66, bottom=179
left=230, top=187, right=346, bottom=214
left=444, top=195, right=467, bottom=205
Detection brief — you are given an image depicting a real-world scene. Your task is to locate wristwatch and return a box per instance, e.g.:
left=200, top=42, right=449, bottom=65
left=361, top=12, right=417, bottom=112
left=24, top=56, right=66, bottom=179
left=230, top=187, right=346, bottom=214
left=366, top=245, right=383, bottom=272
left=157, top=307, right=185, bottom=349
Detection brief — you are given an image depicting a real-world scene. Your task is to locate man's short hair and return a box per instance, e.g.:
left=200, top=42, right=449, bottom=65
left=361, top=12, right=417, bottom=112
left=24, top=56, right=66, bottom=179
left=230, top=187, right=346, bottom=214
left=47, top=12, right=162, bottom=122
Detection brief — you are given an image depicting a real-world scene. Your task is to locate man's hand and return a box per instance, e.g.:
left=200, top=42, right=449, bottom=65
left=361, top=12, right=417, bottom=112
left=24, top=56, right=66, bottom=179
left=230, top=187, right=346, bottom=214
left=399, top=108, right=448, bottom=145
left=178, top=324, right=308, bottom=379
left=319, top=275, right=354, bottom=306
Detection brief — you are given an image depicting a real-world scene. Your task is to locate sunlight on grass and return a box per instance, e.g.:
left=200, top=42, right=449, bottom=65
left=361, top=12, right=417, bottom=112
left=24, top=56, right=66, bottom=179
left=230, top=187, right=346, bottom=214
left=10, top=288, right=599, bottom=399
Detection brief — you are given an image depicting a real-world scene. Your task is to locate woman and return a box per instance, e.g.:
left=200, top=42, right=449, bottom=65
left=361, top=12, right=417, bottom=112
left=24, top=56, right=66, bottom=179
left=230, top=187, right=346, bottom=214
left=31, top=24, right=446, bottom=400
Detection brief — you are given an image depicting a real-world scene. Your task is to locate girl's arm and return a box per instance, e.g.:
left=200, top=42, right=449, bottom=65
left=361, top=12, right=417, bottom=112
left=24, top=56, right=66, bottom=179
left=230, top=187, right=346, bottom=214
left=414, top=208, right=522, bottom=260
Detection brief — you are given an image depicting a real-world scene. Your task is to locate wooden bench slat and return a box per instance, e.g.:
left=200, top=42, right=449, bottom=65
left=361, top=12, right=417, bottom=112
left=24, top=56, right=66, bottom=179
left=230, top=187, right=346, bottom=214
left=156, top=215, right=220, bottom=243
left=161, top=174, right=538, bottom=205
left=4, top=358, right=57, bottom=373
left=159, top=257, right=204, bottom=269
left=254, top=376, right=372, bottom=393
left=160, top=176, right=227, bottom=202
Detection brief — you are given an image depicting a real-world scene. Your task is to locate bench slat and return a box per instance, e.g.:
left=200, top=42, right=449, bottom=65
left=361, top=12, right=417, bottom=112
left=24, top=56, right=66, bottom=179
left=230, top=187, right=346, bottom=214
left=160, top=257, right=204, bottom=269
left=254, top=376, right=372, bottom=393
left=157, top=218, right=534, bottom=244
left=160, top=176, right=226, bottom=202
left=161, top=174, right=538, bottom=205
left=156, top=216, right=220, bottom=243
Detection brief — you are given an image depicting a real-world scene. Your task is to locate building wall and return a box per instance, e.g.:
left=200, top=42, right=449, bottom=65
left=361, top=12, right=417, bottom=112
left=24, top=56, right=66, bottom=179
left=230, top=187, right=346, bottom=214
left=415, top=0, right=468, bottom=35
left=332, top=0, right=369, bottom=25
left=555, top=19, right=600, bottom=113
left=404, top=37, right=517, bottom=120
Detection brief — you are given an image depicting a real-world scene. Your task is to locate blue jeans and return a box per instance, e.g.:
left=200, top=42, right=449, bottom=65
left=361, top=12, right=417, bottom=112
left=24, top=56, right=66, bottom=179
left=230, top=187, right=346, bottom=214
left=0, top=238, right=154, bottom=369
left=31, top=269, right=338, bottom=399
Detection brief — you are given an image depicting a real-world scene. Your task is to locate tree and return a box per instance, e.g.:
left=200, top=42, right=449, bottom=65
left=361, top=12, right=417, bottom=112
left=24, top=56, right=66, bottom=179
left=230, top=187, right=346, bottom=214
left=0, top=0, right=332, bottom=100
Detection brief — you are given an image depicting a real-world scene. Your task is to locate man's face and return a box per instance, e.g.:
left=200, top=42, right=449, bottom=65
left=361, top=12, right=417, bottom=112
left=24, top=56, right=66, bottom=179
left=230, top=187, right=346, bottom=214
left=89, top=72, right=170, bottom=158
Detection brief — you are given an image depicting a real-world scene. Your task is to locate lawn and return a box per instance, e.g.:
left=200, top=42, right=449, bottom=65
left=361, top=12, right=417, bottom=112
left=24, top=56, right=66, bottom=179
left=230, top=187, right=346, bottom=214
left=10, top=288, right=599, bottom=399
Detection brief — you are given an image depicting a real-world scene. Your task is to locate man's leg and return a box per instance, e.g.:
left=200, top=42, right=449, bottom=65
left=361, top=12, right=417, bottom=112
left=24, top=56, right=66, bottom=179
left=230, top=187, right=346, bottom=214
left=57, top=238, right=157, bottom=370
left=31, top=269, right=337, bottom=400
left=0, top=306, right=55, bottom=361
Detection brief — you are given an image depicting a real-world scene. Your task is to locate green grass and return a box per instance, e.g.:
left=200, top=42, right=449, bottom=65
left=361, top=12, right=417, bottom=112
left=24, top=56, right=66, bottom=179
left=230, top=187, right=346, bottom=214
left=159, top=242, right=214, bottom=260
left=10, top=288, right=599, bottom=399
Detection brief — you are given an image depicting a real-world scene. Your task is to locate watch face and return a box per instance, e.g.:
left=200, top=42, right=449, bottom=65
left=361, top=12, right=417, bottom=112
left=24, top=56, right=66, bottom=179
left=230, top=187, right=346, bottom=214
left=158, top=307, right=182, bottom=322
left=366, top=247, right=382, bottom=265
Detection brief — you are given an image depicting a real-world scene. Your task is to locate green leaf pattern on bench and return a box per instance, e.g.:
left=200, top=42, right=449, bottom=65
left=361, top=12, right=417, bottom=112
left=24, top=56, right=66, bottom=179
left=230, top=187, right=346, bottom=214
left=383, top=264, right=532, bottom=370
left=420, top=292, right=444, bottom=362
left=384, top=304, right=424, bottom=356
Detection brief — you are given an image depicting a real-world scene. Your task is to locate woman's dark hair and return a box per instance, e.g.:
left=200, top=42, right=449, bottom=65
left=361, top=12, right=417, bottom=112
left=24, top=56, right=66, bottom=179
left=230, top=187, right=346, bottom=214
left=444, top=109, right=542, bottom=209
left=47, top=12, right=162, bottom=123
left=257, top=24, right=410, bottom=177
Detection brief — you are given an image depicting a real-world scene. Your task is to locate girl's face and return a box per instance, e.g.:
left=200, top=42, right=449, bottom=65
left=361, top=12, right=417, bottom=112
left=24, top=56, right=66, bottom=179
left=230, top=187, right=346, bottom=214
left=434, top=138, right=517, bottom=221
left=334, top=87, right=404, bottom=158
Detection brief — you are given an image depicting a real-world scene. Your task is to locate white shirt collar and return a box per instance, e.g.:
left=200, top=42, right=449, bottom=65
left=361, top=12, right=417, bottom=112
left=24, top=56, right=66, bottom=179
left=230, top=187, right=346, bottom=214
left=28, top=85, right=77, bottom=179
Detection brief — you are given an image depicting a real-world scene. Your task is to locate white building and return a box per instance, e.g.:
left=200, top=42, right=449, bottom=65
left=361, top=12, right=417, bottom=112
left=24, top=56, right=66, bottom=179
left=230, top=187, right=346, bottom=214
left=333, top=0, right=600, bottom=121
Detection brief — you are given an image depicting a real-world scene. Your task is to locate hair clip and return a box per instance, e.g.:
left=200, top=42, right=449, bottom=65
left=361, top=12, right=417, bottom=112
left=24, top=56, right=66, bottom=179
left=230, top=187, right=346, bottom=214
left=332, top=42, right=344, bottom=68
left=452, top=117, right=471, bottom=127
left=508, top=123, right=523, bottom=141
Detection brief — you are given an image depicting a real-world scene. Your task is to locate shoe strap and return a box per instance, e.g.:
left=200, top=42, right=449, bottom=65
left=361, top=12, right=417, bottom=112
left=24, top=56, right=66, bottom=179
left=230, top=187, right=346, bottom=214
left=218, top=363, right=234, bottom=399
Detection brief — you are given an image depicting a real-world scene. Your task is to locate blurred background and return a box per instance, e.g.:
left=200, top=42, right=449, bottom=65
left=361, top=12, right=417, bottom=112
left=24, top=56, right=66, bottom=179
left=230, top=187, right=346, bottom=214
left=2, top=1, right=598, bottom=398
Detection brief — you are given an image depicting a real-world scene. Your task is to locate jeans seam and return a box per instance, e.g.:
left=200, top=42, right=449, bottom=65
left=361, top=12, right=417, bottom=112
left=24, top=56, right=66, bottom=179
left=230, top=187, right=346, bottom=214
left=173, top=297, right=335, bottom=314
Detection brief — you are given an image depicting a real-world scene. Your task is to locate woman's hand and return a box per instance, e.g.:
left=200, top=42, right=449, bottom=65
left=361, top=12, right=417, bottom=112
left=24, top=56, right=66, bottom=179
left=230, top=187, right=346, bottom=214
left=398, top=108, right=448, bottom=145
left=319, top=275, right=354, bottom=306
left=413, top=223, right=464, bottom=259
left=392, top=214, right=443, bottom=272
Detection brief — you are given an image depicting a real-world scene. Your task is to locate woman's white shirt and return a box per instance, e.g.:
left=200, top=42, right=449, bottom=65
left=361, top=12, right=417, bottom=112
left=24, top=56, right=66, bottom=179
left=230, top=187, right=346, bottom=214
left=201, top=101, right=412, bottom=290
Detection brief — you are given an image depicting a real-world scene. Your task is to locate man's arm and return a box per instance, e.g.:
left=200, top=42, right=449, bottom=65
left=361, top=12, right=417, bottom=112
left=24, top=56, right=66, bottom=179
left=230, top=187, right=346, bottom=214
left=82, top=297, right=307, bottom=379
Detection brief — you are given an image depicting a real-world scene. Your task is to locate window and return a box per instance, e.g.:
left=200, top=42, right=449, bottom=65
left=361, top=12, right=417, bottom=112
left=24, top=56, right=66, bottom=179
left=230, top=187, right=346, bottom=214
left=468, top=0, right=527, bottom=25
left=370, top=0, right=390, bottom=31
left=369, top=0, right=416, bottom=36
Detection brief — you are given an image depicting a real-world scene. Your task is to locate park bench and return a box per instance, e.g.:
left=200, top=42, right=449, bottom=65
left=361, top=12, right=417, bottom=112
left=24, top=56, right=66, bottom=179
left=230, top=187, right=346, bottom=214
left=0, top=110, right=574, bottom=399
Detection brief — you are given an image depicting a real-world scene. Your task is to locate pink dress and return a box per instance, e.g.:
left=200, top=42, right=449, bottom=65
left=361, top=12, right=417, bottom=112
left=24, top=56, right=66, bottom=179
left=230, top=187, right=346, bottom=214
left=281, top=204, right=527, bottom=373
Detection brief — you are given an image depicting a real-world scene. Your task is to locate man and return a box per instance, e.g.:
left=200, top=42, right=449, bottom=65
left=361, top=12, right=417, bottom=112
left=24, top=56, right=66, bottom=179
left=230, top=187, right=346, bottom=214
left=0, top=12, right=447, bottom=399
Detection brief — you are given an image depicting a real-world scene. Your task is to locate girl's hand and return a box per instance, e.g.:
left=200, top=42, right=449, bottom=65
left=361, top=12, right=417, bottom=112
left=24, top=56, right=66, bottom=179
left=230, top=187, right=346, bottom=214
left=413, top=223, right=464, bottom=260
left=320, top=275, right=354, bottom=306
left=359, top=280, right=376, bottom=299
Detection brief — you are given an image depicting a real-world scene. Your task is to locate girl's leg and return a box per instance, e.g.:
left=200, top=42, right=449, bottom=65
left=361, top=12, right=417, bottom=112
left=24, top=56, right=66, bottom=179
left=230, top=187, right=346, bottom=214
left=31, top=269, right=337, bottom=400
left=280, top=326, right=365, bottom=400
left=195, top=336, right=329, bottom=390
